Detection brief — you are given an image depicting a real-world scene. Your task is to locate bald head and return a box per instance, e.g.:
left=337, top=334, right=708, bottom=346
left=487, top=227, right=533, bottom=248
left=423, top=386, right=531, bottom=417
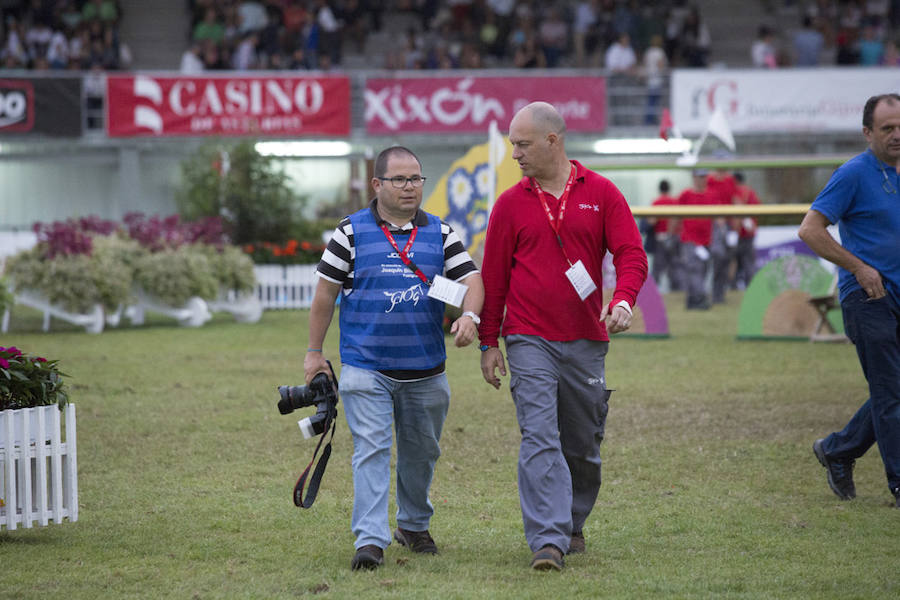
left=508, top=101, right=570, bottom=184
left=512, top=101, right=567, bottom=139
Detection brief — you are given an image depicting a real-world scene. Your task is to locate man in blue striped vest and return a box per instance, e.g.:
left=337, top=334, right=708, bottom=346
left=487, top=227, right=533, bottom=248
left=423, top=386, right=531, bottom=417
left=305, top=146, right=484, bottom=571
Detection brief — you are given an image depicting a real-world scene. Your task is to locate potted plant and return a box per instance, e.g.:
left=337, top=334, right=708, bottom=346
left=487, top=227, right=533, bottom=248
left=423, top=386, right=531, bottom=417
left=0, top=345, right=77, bottom=530
left=3, top=219, right=140, bottom=333
left=0, top=345, right=68, bottom=413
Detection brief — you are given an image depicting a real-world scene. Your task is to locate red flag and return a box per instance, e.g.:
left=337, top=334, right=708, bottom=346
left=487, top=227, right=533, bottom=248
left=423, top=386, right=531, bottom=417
left=659, top=108, right=673, bottom=140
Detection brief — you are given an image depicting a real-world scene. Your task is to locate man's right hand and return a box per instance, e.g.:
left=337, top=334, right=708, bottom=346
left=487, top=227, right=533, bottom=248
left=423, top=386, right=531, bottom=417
left=480, top=347, right=507, bottom=390
left=853, top=263, right=886, bottom=299
left=304, top=351, right=331, bottom=385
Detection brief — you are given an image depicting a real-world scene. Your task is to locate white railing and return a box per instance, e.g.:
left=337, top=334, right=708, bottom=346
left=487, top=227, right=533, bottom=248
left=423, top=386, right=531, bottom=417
left=254, top=264, right=319, bottom=309
left=0, top=405, right=78, bottom=530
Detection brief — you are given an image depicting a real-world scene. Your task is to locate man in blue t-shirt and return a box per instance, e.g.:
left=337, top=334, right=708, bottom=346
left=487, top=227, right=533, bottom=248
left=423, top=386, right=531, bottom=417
left=304, top=146, right=484, bottom=569
left=799, top=93, right=900, bottom=509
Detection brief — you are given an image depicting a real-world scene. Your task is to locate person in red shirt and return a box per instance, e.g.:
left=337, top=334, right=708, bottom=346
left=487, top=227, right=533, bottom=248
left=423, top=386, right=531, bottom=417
left=705, top=167, right=738, bottom=303
left=647, top=179, right=683, bottom=291
left=732, top=171, right=761, bottom=289
left=478, top=101, right=647, bottom=571
left=678, top=169, right=719, bottom=309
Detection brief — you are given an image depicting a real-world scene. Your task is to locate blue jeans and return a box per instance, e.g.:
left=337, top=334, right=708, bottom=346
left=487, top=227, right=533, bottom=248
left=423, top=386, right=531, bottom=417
left=339, top=364, right=450, bottom=549
left=823, top=290, right=900, bottom=492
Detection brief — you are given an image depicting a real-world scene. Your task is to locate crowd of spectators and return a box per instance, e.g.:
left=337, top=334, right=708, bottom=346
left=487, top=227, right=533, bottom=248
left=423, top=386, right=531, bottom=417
left=0, top=0, right=130, bottom=70
left=183, top=0, right=372, bottom=71
left=6, top=1, right=900, bottom=74
left=180, top=1, right=712, bottom=73
left=754, top=0, right=900, bottom=67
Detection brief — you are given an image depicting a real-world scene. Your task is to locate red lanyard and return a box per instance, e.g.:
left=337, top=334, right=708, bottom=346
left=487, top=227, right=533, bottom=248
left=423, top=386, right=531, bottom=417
left=380, top=224, right=431, bottom=285
left=532, top=164, right=577, bottom=265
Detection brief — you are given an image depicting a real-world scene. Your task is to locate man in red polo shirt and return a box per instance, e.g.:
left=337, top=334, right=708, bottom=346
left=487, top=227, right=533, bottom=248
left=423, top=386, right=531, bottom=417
left=705, top=166, right=738, bottom=303
left=478, top=101, right=647, bottom=571
left=648, top=179, right=682, bottom=291
left=732, top=171, right=761, bottom=289
left=678, top=168, right=719, bottom=309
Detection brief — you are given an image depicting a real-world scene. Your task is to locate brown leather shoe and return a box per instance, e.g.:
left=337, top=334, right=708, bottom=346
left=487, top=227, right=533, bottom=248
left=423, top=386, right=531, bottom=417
left=568, top=531, right=585, bottom=554
left=350, top=545, right=384, bottom=571
left=531, top=544, right=564, bottom=571
left=394, top=527, right=438, bottom=554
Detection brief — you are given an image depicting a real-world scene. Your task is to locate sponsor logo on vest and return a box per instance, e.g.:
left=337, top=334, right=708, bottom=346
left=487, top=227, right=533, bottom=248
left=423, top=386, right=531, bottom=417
left=384, top=283, right=425, bottom=313
left=579, top=203, right=600, bottom=212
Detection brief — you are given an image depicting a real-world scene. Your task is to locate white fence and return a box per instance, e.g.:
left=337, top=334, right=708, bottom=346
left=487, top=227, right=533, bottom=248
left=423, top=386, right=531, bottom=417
left=0, top=404, right=78, bottom=530
left=254, top=264, right=319, bottom=309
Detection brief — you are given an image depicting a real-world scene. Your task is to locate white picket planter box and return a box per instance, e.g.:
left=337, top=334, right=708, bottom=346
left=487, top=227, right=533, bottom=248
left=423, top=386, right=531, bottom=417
left=0, top=404, right=78, bottom=530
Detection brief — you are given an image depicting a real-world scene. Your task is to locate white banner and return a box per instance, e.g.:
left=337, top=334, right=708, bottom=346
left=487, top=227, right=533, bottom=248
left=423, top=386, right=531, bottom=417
left=671, top=68, right=900, bottom=134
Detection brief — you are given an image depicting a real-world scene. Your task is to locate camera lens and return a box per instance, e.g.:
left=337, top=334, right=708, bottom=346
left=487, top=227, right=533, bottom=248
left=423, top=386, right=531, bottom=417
left=277, top=386, right=296, bottom=414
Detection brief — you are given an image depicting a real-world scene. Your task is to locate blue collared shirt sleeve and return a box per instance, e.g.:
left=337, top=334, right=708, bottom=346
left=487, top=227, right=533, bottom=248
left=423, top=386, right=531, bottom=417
left=810, top=158, right=861, bottom=225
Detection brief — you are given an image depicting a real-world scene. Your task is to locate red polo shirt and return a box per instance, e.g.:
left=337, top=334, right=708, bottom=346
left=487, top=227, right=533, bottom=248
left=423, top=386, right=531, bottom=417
left=651, top=194, right=679, bottom=234
left=678, top=188, right=719, bottom=246
left=735, top=184, right=761, bottom=238
left=478, top=160, right=647, bottom=346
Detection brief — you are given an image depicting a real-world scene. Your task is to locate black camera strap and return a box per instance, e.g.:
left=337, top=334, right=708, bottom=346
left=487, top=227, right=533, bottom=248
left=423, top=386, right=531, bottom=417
left=293, top=413, right=337, bottom=508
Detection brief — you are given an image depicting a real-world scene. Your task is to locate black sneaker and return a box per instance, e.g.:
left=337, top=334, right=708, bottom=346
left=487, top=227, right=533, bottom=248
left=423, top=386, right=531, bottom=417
left=813, top=439, right=856, bottom=500
left=531, top=544, right=564, bottom=571
left=567, top=531, right=585, bottom=555
left=892, top=487, right=900, bottom=509
left=350, top=545, right=383, bottom=571
left=394, top=527, right=438, bottom=554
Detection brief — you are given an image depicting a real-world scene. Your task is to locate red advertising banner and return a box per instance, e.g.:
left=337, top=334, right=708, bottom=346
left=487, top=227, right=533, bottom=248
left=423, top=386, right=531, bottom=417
left=365, top=76, right=607, bottom=134
left=106, top=75, right=350, bottom=138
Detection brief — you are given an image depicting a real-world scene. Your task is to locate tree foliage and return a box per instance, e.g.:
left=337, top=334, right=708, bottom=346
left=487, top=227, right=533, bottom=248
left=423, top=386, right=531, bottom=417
left=175, top=141, right=304, bottom=245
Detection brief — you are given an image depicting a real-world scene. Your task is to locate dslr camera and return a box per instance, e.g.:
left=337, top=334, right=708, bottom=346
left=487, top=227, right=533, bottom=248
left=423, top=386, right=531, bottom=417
left=277, top=363, right=338, bottom=439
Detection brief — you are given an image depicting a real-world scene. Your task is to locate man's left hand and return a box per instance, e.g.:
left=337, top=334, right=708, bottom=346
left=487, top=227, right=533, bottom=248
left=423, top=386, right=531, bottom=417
left=600, top=303, right=632, bottom=334
left=450, top=314, right=479, bottom=347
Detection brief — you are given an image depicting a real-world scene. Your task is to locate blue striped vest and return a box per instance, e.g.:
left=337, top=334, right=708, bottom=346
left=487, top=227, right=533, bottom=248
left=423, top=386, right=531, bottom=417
left=339, top=209, right=446, bottom=371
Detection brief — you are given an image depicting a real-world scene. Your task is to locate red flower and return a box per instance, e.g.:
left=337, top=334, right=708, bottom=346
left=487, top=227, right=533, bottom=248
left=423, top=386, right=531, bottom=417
left=300, top=241, right=312, bottom=251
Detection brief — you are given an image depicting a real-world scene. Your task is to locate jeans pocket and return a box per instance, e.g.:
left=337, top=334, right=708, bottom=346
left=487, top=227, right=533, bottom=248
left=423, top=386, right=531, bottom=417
left=339, top=364, right=375, bottom=395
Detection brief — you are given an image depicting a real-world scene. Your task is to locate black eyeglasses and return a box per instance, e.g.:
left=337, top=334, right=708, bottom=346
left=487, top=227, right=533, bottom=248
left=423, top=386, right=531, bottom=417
left=880, top=162, right=897, bottom=194
left=378, top=175, right=427, bottom=189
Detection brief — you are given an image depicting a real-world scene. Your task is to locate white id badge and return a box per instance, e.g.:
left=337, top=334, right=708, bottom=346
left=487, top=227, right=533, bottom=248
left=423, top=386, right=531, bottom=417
left=427, top=274, right=468, bottom=307
left=726, top=231, right=739, bottom=248
left=565, top=260, right=598, bottom=301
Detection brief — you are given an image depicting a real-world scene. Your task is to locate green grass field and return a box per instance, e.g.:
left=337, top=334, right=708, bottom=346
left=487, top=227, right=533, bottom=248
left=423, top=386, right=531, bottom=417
left=1, top=294, right=897, bottom=599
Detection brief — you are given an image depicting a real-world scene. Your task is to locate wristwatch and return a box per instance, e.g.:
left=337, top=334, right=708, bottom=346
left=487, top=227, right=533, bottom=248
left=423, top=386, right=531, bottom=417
left=461, top=310, right=481, bottom=325
left=479, top=344, right=493, bottom=352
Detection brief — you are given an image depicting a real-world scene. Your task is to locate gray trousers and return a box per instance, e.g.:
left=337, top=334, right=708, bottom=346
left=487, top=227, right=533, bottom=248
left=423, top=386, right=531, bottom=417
left=681, top=242, right=710, bottom=309
left=505, top=334, right=611, bottom=553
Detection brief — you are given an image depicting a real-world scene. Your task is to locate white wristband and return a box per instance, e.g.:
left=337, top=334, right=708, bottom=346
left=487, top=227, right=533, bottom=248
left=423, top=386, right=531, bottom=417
left=461, top=310, right=481, bottom=325
left=615, top=300, right=632, bottom=315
